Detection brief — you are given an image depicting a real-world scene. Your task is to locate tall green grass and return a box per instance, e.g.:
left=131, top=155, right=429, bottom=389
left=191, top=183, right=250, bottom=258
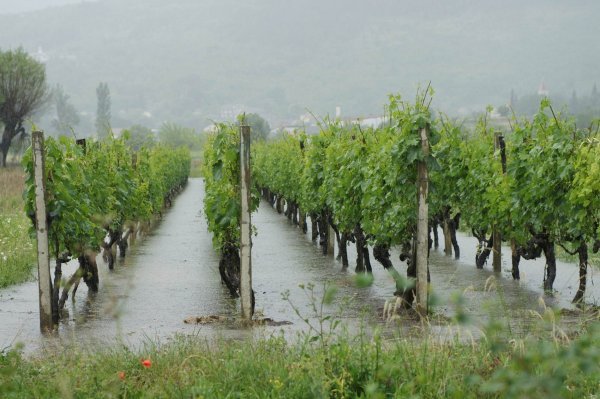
left=1, top=322, right=598, bottom=398
left=0, top=214, right=35, bottom=288
left=0, top=167, right=36, bottom=288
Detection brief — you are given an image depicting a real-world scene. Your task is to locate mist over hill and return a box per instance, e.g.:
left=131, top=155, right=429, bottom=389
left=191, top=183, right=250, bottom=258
left=0, top=0, right=598, bottom=131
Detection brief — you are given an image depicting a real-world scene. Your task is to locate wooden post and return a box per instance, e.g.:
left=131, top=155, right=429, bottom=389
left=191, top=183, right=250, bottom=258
left=239, top=125, right=253, bottom=320
left=32, top=131, right=55, bottom=332
left=416, top=127, right=430, bottom=316
left=492, top=229, right=501, bottom=272
left=443, top=219, right=452, bottom=256
left=492, top=133, right=504, bottom=272
left=298, top=207, right=307, bottom=233
left=327, top=225, right=335, bottom=256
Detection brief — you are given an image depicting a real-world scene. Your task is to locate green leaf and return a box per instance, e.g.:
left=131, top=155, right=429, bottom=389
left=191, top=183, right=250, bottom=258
left=323, top=286, right=338, bottom=305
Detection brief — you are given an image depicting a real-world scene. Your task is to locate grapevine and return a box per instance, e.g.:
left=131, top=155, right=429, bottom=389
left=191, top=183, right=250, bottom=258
left=23, top=135, right=190, bottom=317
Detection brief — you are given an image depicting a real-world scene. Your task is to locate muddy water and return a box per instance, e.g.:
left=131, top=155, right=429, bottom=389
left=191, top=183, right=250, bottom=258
left=1, top=178, right=598, bottom=352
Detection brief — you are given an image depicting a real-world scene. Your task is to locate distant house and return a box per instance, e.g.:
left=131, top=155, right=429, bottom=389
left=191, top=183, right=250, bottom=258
left=343, top=115, right=386, bottom=129
left=273, top=113, right=387, bottom=137
left=271, top=124, right=320, bottom=136
left=203, top=124, right=219, bottom=133
left=111, top=128, right=125, bottom=138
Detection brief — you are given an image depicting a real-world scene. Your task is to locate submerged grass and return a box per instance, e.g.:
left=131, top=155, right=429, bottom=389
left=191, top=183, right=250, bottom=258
left=0, top=167, right=36, bottom=288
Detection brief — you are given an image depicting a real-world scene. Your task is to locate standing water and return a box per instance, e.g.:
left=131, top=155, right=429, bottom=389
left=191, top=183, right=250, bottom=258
left=0, top=178, right=598, bottom=352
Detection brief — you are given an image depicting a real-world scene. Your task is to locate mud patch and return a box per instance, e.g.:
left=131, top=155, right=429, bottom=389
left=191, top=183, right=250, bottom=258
left=184, top=315, right=230, bottom=324
left=184, top=315, right=292, bottom=327
left=254, top=318, right=293, bottom=326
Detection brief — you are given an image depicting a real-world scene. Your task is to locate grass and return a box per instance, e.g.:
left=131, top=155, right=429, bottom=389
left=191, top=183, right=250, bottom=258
left=1, top=321, right=598, bottom=398
left=0, top=166, right=36, bottom=288
left=0, top=166, right=26, bottom=210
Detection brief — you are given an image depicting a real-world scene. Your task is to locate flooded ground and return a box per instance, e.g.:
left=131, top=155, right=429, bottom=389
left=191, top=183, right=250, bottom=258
left=1, top=178, right=598, bottom=352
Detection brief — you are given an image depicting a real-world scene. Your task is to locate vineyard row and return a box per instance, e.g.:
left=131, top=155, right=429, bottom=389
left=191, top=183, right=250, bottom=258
left=202, top=93, right=599, bottom=310
left=23, top=134, right=191, bottom=325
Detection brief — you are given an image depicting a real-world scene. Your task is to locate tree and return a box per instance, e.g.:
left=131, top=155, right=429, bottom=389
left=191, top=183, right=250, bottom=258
left=50, top=84, right=79, bottom=137
left=241, top=113, right=270, bottom=141
left=124, top=124, right=156, bottom=150
left=509, top=89, right=517, bottom=108
left=95, top=82, right=111, bottom=139
left=569, top=90, right=579, bottom=113
left=497, top=104, right=510, bottom=117
left=0, top=47, right=48, bottom=167
left=159, top=122, right=202, bottom=149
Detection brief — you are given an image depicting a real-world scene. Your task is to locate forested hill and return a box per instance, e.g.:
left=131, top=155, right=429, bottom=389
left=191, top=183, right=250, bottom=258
left=0, top=0, right=598, bottom=128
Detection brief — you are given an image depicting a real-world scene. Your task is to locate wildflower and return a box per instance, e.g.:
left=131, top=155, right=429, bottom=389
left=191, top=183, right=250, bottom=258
left=141, top=358, right=152, bottom=368
left=118, top=371, right=126, bottom=380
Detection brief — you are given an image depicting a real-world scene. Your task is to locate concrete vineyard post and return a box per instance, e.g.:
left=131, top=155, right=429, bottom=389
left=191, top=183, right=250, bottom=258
left=239, top=125, right=253, bottom=320
left=416, top=127, right=429, bottom=316
left=32, top=131, right=55, bottom=332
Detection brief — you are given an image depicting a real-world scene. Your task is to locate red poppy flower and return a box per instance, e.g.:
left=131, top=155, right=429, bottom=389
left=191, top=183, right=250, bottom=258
left=141, top=358, right=152, bottom=368
left=118, top=371, right=126, bottom=380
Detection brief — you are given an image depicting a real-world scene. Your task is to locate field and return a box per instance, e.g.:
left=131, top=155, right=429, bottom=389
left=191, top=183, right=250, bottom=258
left=0, top=166, right=35, bottom=288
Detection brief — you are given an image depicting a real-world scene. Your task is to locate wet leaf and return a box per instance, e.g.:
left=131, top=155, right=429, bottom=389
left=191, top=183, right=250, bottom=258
left=323, top=286, right=338, bottom=305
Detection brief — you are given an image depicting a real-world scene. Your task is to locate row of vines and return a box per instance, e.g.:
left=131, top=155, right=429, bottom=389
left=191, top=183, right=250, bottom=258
left=23, top=135, right=190, bottom=322
left=202, top=95, right=436, bottom=309
left=251, top=95, right=599, bottom=306
left=201, top=122, right=259, bottom=299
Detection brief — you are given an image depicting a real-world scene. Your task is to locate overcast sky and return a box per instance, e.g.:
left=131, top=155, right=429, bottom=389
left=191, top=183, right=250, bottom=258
left=0, top=0, right=95, bottom=14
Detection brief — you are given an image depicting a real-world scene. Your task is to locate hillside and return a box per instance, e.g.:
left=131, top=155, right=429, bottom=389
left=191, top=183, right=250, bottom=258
left=0, top=0, right=598, bottom=130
